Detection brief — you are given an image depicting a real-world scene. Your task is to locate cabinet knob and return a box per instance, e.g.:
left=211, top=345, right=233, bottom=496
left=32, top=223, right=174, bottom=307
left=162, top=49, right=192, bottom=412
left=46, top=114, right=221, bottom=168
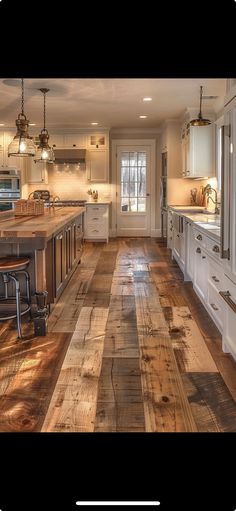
left=196, top=234, right=202, bottom=241
left=212, top=275, right=220, bottom=282
left=212, top=245, right=220, bottom=253
left=210, top=303, right=219, bottom=311
left=202, top=256, right=206, bottom=259
left=196, top=247, right=201, bottom=253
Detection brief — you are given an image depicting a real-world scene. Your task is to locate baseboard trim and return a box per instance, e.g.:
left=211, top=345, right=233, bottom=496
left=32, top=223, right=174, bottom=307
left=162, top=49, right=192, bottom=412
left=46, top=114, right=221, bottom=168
left=151, top=229, right=161, bottom=237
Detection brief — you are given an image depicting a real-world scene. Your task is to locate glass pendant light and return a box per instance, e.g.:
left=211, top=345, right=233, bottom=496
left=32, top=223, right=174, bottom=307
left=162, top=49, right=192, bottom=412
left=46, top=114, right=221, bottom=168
left=189, top=86, right=211, bottom=126
left=34, top=88, right=55, bottom=163
left=8, top=78, right=36, bottom=156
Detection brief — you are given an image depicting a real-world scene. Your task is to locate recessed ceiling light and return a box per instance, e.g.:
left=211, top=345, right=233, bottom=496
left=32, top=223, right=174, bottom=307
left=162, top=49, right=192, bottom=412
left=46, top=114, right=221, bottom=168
left=91, top=122, right=98, bottom=125
left=0, top=123, right=5, bottom=126
left=143, top=97, right=152, bottom=102
left=29, top=123, right=36, bottom=126
left=139, top=115, right=147, bottom=119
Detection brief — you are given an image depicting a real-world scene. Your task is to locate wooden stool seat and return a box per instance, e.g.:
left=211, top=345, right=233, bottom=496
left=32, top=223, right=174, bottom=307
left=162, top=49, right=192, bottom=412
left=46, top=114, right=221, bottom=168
left=0, top=257, right=30, bottom=272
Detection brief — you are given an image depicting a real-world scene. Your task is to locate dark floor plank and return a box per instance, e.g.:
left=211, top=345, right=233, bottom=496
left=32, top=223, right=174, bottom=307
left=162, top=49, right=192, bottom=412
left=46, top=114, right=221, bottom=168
left=182, top=372, right=236, bottom=432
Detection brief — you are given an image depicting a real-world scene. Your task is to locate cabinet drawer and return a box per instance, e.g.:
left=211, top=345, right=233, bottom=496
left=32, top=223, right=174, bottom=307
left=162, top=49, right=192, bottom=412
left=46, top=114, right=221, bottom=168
left=86, top=224, right=107, bottom=237
left=193, top=228, right=207, bottom=247
left=208, top=258, right=224, bottom=292
left=206, top=237, right=221, bottom=259
left=208, top=282, right=223, bottom=330
left=86, top=205, right=107, bottom=219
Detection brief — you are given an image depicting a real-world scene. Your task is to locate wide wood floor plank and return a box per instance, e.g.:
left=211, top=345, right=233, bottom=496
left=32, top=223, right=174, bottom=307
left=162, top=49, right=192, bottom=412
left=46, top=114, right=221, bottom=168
left=182, top=372, right=236, bottom=432
left=163, top=306, right=218, bottom=373
left=42, top=307, right=109, bottom=432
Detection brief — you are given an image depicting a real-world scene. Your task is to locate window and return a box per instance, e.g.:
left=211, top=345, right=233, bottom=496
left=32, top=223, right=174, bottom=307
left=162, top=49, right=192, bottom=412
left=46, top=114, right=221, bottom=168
left=120, top=151, right=147, bottom=212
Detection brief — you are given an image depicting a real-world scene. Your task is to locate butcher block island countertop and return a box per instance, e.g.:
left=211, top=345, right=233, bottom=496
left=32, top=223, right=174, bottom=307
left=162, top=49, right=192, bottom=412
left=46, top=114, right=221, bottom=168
left=0, top=206, right=85, bottom=239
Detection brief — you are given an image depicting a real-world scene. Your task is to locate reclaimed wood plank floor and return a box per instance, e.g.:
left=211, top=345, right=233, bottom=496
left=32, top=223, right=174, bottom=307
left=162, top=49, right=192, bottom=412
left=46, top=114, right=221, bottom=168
left=1, top=238, right=236, bottom=431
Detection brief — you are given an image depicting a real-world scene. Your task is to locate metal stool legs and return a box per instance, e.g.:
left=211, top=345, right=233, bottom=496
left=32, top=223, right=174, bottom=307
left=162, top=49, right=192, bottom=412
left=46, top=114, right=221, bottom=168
left=8, top=274, right=22, bottom=339
left=0, top=270, right=31, bottom=339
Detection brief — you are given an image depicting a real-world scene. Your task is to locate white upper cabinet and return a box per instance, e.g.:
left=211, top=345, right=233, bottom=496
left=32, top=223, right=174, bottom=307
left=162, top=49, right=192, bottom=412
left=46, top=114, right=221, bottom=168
left=64, top=134, right=87, bottom=147
left=86, top=149, right=109, bottom=182
left=86, top=132, right=108, bottom=150
left=0, top=132, right=22, bottom=169
left=26, top=158, right=48, bottom=184
left=181, top=123, right=215, bottom=178
left=50, top=134, right=65, bottom=148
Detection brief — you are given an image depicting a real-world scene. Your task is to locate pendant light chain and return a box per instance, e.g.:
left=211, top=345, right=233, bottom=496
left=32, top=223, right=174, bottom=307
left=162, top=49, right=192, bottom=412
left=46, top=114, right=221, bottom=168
left=199, top=85, right=203, bottom=118
left=21, top=78, right=24, bottom=116
left=43, top=90, right=46, bottom=131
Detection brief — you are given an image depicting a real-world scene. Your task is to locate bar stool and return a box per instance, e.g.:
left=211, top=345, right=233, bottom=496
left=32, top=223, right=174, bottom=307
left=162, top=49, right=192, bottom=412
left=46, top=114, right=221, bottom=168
left=0, top=256, right=31, bottom=339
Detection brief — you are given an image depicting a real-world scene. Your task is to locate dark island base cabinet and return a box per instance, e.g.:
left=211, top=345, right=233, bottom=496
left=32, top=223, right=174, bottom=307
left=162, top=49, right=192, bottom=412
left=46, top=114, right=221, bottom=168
left=46, top=214, right=84, bottom=303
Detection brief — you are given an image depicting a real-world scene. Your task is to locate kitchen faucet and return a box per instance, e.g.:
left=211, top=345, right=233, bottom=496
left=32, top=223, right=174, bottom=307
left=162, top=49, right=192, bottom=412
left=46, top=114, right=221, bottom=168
left=203, top=184, right=220, bottom=215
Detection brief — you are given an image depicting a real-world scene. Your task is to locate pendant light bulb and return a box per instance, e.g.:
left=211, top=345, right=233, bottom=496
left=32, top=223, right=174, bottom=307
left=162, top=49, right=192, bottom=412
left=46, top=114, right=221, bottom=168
left=34, top=88, right=55, bottom=163
left=8, top=78, right=36, bottom=157
left=189, top=86, right=211, bottom=127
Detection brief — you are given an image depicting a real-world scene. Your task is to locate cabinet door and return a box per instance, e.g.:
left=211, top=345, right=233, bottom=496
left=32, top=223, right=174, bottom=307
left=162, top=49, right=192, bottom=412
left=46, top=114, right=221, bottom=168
left=2, top=132, right=21, bottom=169
left=194, top=247, right=208, bottom=302
left=64, top=134, right=87, bottom=148
left=189, top=125, right=214, bottom=178
left=0, top=148, right=4, bottom=167
left=65, top=224, right=72, bottom=275
left=181, top=130, right=186, bottom=176
left=167, top=210, right=173, bottom=249
left=179, top=233, right=185, bottom=267
left=87, top=149, right=108, bottom=182
left=55, top=230, right=64, bottom=296
left=50, top=134, right=64, bottom=148
left=186, top=222, right=195, bottom=280
left=26, top=159, right=48, bottom=183
left=173, top=229, right=181, bottom=260
left=87, top=133, right=108, bottom=150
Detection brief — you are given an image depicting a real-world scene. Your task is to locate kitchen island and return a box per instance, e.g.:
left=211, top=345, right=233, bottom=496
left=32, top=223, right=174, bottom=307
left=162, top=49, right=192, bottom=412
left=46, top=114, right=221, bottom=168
left=0, top=207, right=85, bottom=332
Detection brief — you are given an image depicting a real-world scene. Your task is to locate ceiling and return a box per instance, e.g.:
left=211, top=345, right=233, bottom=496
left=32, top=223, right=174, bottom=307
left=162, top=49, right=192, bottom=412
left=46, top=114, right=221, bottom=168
left=0, top=78, right=227, bottom=130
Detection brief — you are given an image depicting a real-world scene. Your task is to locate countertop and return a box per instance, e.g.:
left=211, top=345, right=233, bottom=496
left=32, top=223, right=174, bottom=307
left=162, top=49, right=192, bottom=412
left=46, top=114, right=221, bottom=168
left=85, top=201, right=111, bottom=205
left=169, top=205, right=206, bottom=212
left=0, top=206, right=85, bottom=239
left=178, top=212, right=220, bottom=241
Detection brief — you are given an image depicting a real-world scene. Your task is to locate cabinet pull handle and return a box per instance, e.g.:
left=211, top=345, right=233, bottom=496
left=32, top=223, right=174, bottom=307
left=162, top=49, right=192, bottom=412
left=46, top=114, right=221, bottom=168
left=212, top=245, right=220, bottom=253
left=210, top=303, right=219, bottom=311
left=57, top=234, right=63, bottom=240
left=219, top=291, right=236, bottom=313
left=196, top=247, right=201, bottom=253
left=196, top=234, right=202, bottom=241
left=212, top=276, right=220, bottom=282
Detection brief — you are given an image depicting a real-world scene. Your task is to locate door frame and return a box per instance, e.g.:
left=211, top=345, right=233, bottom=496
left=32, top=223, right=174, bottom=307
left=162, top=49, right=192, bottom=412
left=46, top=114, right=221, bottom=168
left=111, top=139, right=156, bottom=237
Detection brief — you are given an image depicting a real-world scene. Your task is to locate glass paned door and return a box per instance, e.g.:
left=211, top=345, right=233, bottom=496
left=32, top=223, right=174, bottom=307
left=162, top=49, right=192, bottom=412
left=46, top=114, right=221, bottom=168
left=120, top=151, right=147, bottom=213
left=117, top=146, right=151, bottom=236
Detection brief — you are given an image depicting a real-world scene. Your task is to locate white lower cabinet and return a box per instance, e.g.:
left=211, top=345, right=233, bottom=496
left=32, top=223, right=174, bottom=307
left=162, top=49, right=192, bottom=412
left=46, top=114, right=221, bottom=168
left=186, top=221, right=195, bottom=281
left=220, top=274, right=236, bottom=359
left=194, top=245, right=208, bottom=302
left=84, top=203, right=109, bottom=242
left=172, top=221, right=224, bottom=335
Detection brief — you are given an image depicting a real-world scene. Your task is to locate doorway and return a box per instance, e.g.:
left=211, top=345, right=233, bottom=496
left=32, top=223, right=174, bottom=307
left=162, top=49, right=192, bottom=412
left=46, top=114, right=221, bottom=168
left=113, top=140, right=155, bottom=237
